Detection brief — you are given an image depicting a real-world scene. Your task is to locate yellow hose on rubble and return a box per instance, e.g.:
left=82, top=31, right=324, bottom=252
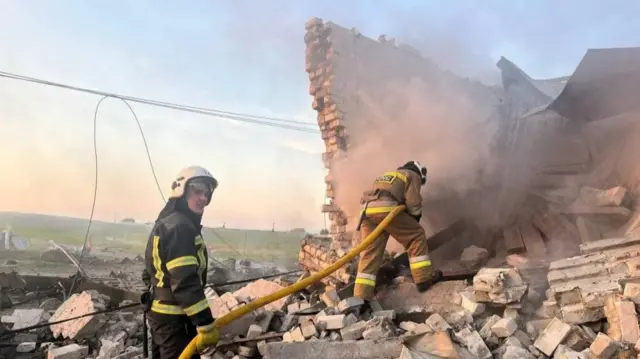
left=178, top=205, right=406, bottom=359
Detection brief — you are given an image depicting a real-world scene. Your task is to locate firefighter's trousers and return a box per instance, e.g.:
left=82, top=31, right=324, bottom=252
left=354, top=211, right=433, bottom=300
left=148, top=311, right=200, bottom=359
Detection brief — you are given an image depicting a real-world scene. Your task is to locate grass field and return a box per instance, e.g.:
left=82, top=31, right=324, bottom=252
left=0, top=212, right=305, bottom=268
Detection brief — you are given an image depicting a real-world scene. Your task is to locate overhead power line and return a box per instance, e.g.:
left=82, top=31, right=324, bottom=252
left=0, top=71, right=319, bottom=133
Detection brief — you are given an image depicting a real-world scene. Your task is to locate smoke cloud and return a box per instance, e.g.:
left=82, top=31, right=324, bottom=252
left=329, top=71, right=502, bottom=234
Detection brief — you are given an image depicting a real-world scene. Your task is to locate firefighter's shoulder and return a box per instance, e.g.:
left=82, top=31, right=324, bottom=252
left=155, top=212, right=198, bottom=242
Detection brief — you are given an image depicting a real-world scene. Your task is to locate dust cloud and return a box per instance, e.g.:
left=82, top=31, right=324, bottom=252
left=330, top=75, right=502, bottom=233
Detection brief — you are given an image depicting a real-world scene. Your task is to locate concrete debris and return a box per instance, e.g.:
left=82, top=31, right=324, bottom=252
left=472, top=267, right=528, bottom=305
left=47, top=344, right=89, bottom=359
left=533, top=317, right=572, bottom=356
left=459, top=245, right=490, bottom=269
left=1, top=308, right=49, bottom=329
left=50, top=290, right=108, bottom=339
left=232, top=279, right=289, bottom=311
left=546, top=236, right=640, bottom=324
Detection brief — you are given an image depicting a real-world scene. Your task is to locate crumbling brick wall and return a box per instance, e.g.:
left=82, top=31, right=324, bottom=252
left=304, top=17, right=503, bottom=250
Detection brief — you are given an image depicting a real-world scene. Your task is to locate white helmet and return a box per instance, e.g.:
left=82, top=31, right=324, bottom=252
left=399, top=160, right=427, bottom=185
left=170, top=166, right=218, bottom=204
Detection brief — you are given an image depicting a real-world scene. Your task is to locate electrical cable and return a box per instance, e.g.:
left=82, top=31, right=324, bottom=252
left=0, top=71, right=318, bottom=133
left=67, top=95, right=245, bottom=293
left=0, top=302, right=141, bottom=337
left=5, top=71, right=303, bottom=295
left=0, top=269, right=300, bottom=338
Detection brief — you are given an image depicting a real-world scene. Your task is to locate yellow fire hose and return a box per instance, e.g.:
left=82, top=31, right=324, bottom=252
left=178, top=205, right=406, bottom=359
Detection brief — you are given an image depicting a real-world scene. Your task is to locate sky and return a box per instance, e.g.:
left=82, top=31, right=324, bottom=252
left=0, top=1, right=638, bottom=231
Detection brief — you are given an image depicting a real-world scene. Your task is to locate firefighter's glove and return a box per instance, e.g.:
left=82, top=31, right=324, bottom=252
left=411, top=214, right=422, bottom=223
left=196, top=323, right=220, bottom=352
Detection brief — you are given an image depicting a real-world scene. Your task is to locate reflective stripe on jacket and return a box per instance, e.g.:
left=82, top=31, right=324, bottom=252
left=363, top=169, right=423, bottom=216
left=144, top=211, right=213, bottom=327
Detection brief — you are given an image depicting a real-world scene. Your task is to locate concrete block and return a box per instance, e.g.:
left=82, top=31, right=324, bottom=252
left=459, top=291, right=485, bottom=316
left=246, top=324, right=262, bottom=339
left=320, top=289, right=341, bottom=307
left=237, top=346, right=256, bottom=357
left=491, top=318, right=517, bottom=338
left=362, top=317, right=394, bottom=341
left=604, top=297, right=640, bottom=344
left=233, top=279, right=289, bottom=311
left=460, top=245, right=489, bottom=269
left=478, top=315, right=501, bottom=340
left=289, top=327, right=305, bottom=342
left=561, top=302, right=604, bottom=324
left=399, top=321, right=432, bottom=335
left=315, top=314, right=350, bottom=330
left=263, top=339, right=403, bottom=359
left=337, top=297, right=364, bottom=313
left=590, top=333, right=619, bottom=359
left=49, top=291, right=106, bottom=339
left=473, top=267, right=524, bottom=293
left=300, top=319, right=318, bottom=339
left=372, top=310, right=396, bottom=320
left=404, top=331, right=458, bottom=358
left=257, top=340, right=268, bottom=356
left=425, top=313, right=451, bottom=332
left=533, top=317, right=572, bottom=356
left=623, top=283, right=640, bottom=304
left=47, top=344, right=89, bottom=359
left=458, top=329, right=491, bottom=359
left=2, top=309, right=48, bottom=330
left=340, top=321, right=367, bottom=341
left=16, top=342, right=36, bottom=353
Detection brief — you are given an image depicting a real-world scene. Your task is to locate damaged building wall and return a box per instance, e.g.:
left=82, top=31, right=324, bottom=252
left=305, top=17, right=504, bottom=250
left=303, top=16, right=640, bottom=286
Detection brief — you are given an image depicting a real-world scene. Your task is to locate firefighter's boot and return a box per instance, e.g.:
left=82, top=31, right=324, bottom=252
left=416, top=269, right=443, bottom=293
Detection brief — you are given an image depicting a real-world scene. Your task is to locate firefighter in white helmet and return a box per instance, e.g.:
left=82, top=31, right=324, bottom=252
left=354, top=161, right=443, bottom=302
left=142, top=166, right=219, bottom=358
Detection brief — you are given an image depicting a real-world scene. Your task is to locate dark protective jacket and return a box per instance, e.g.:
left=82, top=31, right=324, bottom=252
left=363, top=168, right=423, bottom=217
left=144, top=202, right=214, bottom=327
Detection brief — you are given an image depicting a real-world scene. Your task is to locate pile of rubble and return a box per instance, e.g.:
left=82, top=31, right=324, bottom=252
left=5, top=232, right=640, bottom=358
left=0, top=289, right=145, bottom=359
left=205, top=246, right=640, bottom=359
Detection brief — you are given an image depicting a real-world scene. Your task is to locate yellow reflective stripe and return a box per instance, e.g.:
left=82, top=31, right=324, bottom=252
left=355, top=278, right=376, bottom=287
left=365, top=206, right=396, bottom=214
left=152, top=236, right=164, bottom=287
left=383, top=171, right=407, bottom=183
left=151, top=300, right=184, bottom=315
left=195, top=235, right=204, bottom=246
left=166, top=256, right=198, bottom=270
left=184, top=298, right=210, bottom=316
left=410, top=260, right=432, bottom=269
